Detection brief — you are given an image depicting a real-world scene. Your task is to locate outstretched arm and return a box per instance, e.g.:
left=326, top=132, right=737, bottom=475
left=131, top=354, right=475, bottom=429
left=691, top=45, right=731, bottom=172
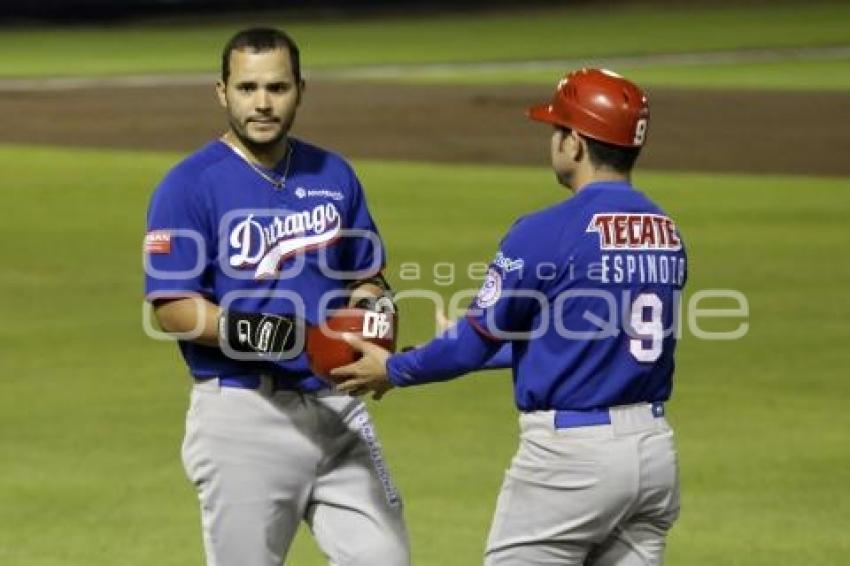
left=333, top=317, right=503, bottom=399
left=388, top=317, right=504, bottom=386
left=435, top=309, right=512, bottom=370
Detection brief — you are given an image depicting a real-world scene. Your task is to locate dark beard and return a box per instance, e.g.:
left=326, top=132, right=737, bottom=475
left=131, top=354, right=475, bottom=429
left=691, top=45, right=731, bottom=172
left=228, top=115, right=291, bottom=155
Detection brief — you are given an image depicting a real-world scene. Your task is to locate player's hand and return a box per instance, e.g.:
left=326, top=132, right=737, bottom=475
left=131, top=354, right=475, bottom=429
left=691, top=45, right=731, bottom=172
left=332, top=333, right=394, bottom=400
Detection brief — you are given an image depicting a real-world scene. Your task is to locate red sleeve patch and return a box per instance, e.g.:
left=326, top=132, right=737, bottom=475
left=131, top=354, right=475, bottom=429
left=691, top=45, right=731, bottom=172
left=144, top=230, right=172, bottom=254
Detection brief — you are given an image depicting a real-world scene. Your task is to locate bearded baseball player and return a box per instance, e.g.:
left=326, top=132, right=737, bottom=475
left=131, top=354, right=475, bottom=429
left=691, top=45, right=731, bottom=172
left=335, top=68, right=686, bottom=565
left=143, top=28, right=408, bottom=565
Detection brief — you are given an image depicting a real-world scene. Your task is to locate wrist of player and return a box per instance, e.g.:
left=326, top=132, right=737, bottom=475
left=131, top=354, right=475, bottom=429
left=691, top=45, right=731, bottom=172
left=218, top=310, right=303, bottom=360
left=385, top=353, right=410, bottom=388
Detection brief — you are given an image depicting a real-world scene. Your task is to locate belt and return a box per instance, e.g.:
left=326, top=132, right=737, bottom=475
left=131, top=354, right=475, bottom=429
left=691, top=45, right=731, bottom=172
left=553, top=401, right=665, bottom=429
left=197, top=374, right=325, bottom=393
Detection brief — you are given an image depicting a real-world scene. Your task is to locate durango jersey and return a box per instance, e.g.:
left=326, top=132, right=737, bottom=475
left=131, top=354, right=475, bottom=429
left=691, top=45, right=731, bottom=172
left=144, top=138, right=384, bottom=388
left=466, top=181, right=687, bottom=411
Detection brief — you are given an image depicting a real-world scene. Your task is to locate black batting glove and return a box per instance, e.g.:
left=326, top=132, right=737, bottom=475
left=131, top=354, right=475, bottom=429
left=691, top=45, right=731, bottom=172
left=218, top=310, right=302, bottom=360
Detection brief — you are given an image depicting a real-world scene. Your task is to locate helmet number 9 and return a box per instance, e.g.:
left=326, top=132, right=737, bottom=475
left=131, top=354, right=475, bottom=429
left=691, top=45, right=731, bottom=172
left=629, top=292, right=662, bottom=362
left=633, top=118, right=648, bottom=146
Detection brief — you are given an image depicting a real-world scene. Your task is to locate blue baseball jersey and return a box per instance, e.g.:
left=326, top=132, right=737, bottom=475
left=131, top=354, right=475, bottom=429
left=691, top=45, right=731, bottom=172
left=389, top=180, right=687, bottom=412
left=144, top=138, right=384, bottom=388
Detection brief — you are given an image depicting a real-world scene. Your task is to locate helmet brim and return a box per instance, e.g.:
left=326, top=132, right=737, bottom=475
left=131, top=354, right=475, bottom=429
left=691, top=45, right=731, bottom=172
left=526, top=103, right=569, bottom=129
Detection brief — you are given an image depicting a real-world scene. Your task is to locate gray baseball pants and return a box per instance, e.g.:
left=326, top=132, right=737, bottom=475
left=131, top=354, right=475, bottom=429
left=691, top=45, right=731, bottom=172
left=485, top=402, right=680, bottom=565
left=181, top=377, right=410, bottom=566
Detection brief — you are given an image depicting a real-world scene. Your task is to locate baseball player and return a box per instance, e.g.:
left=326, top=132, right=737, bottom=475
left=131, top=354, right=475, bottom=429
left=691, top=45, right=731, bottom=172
left=334, top=68, right=686, bottom=565
left=143, top=28, right=409, bottom=565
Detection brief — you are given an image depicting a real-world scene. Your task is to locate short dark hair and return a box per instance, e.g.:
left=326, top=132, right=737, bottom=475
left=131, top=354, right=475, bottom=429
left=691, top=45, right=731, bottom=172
left=221, top=27, right=301, bottom=84
left=582, top=134, right=642, bottom=173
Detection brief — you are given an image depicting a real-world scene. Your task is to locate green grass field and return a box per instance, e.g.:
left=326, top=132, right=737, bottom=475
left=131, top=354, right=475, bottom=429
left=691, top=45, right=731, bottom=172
left=0, top=145, right=848, bottom=565
left=387, top=57, right=850, bottom=90
left=2, top=2, right=849, bottom=564
left=1, top=2, right=849, bottom=85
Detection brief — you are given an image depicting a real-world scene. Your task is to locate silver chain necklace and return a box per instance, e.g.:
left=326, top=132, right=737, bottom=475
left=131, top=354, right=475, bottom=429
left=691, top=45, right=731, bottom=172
left=223, top=137, right=293, bottom=190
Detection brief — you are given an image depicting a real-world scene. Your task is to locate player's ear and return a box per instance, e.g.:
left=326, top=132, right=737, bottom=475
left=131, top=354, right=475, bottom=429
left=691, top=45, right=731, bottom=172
left=552, top=128, right=567, bottom=152
left=215, top=79, right=227, bottom=108
left=569, top=130, right=584, bottom=162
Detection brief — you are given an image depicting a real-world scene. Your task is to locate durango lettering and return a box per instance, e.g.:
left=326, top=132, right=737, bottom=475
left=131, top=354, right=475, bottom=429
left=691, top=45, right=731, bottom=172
left=229, top=204, right=341, bottom=268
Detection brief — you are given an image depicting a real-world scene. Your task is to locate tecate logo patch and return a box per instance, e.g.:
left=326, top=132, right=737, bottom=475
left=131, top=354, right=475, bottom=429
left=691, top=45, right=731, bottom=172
left=587, top=213, right=682, bottom=251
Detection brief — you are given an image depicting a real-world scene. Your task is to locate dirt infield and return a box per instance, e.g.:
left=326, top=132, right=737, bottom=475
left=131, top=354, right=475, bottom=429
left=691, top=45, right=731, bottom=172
left=1, top=81, right=848, bottom=175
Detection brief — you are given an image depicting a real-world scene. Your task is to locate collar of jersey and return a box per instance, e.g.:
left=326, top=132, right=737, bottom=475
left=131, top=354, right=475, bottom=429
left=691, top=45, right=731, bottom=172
left=580, top=180, right=633, bottom=192
left=219, top=138, right=295, bottom=175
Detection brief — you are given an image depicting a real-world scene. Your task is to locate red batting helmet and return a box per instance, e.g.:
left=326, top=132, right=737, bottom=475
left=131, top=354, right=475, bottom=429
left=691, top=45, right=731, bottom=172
left=527, top=68, right=650, bottom=148
left=306, top=308, right=396, bottom=383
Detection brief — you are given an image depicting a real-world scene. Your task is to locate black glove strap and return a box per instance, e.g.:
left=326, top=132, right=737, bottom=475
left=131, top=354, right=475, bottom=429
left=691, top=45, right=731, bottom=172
left=219, top=310, right=300, bottom=360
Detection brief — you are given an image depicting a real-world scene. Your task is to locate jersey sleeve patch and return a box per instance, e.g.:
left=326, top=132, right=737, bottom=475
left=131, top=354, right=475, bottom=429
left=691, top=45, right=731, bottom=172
left=144, top=230, right=172, bottom=254
left=475, top=268, right=503, bottom=308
